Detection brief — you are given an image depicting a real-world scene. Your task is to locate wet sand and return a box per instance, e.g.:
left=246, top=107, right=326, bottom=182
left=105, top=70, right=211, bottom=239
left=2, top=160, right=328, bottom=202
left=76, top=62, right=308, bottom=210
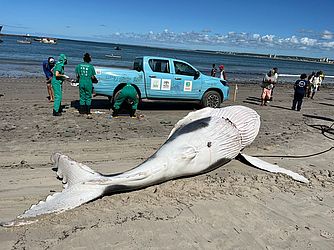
left=0, top=78, right=334, bottom=249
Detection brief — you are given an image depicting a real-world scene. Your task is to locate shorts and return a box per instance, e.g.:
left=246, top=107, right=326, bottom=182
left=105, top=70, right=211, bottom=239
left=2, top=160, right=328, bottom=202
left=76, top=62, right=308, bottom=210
left=261, top=88, right=271, bottom=100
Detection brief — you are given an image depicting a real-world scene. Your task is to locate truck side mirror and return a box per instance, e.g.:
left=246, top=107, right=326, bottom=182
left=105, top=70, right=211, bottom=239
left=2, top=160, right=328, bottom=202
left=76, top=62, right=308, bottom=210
left=194, top=71, right=200, bottom=80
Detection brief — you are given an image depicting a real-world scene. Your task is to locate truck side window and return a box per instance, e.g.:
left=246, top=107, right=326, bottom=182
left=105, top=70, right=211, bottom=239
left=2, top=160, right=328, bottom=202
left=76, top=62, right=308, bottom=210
left=133, top=58, right=143, bottom=71
left=149, top=59, right=170, bottom=73
left=174, top=61, right=196, bottom=76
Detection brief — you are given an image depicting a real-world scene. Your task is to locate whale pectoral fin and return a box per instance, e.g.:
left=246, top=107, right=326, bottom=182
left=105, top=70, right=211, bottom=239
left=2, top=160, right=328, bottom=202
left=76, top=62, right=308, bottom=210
left=3, top=183, right=105, bottom=227
left=239, top=153, right=309, bottom=183
left=168, top=108, right=213, bottom=138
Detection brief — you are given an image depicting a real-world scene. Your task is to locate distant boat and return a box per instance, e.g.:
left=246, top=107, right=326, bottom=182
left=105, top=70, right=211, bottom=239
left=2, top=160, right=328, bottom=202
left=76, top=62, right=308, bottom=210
left=17, top=38, right=32, bottom=44
left=114, top=46, right=121, bottom=50
left=41, top=38, right=57, bottom=44
left=105, top=54, right=122, bottom=59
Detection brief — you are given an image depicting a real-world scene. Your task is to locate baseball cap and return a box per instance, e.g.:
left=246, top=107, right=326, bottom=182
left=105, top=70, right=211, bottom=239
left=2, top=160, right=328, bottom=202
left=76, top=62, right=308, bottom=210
left=48, top=57, right=55, bottom=64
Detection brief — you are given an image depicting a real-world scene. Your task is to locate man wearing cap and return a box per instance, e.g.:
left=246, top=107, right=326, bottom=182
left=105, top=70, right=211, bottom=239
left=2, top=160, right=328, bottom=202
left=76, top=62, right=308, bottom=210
left=51, top=54, right=68, bottom=116
left=219, top=65, right=227, bottom=81
left=42, top=57, right=55, bottom=102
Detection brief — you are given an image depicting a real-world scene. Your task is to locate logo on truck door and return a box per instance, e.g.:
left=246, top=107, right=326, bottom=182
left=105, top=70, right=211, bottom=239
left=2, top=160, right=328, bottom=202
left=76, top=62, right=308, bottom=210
left=161, top=79, right=171, bottom=90
left=151, top=78, right=161, bottom=90
left=184, top=81, right=192, bottom=91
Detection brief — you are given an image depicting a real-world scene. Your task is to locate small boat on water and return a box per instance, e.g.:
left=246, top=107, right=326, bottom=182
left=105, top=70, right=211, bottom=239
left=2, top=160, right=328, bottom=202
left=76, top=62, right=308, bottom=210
left=17, top=38, right=32, bottom=44
left=41, top=38, right=57, bottom=44
left=105, top=54, right=122, bottom=59
left=114, top=46, right=121, bottom=50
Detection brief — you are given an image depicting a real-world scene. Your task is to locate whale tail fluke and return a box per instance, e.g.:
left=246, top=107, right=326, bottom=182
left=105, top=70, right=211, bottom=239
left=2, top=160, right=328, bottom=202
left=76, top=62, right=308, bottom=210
left=240, top=153, right=309, bottom=183
left=1, top=154, right=106, bottom=226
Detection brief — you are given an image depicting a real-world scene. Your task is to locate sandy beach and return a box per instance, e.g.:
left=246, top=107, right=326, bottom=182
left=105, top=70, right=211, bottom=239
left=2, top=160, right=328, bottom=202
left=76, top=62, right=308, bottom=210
left=0, top=77, right=334, bottom=249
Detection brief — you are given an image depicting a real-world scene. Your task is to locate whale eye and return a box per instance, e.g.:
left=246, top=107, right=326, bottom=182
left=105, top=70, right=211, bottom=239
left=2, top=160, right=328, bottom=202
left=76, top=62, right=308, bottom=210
left=207, top=142, right=212, bottom=147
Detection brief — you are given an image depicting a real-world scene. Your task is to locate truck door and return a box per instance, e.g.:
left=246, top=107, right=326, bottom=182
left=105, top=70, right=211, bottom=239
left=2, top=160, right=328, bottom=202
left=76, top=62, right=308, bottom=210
left=144, top=59, right=174, bottom=98
left=172, top=60, right=202, bottom=99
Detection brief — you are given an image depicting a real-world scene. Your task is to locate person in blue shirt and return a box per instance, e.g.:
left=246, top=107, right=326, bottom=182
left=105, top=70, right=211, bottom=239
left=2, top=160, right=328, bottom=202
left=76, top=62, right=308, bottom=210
left=291, top=73, right=308, bottom=111
left=42, top=57, right=55, bottom=102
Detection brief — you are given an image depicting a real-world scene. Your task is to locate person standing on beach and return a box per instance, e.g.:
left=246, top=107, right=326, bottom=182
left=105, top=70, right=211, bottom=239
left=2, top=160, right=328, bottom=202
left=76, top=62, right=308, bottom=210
left=309, top=71, right=322, bottom=99
left=75, top=53, right=98, bottom=116
left=269, top=67, right=278, bottom=101
left=112, top=83, right=139, bottom=118
left=210, top=64, right=217, bottom=77
left=260, top=69, right=275, bottom=106
left=291, top=73, right=308, bottom=111
left=42, top=57, right=55, bottom=102
left=51, top=54, right=68, bottom=116
left=306, top=71, right=315, bottom=97
left=219, top=65, right=227, bottom=80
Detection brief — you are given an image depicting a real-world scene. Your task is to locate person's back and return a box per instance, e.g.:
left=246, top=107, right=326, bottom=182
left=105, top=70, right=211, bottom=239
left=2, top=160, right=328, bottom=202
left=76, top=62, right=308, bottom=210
left=75, top=53, right=97, bottom=115
left=76, top=62, right=95, bottom=83
left=113, top=83, right=139, bottom=118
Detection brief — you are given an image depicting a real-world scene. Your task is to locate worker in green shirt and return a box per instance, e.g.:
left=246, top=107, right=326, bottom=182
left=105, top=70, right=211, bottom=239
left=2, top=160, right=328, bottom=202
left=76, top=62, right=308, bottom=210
left=75, top=53, right=98, bottom=115
left=112, top=83, right=139, bottom=118
left=51, top=54, right=68, bottom=116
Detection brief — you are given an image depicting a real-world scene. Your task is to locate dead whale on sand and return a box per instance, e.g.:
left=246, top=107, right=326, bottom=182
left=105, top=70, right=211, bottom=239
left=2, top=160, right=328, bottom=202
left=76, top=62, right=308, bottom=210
left=2, top=105, right=308, bottom=226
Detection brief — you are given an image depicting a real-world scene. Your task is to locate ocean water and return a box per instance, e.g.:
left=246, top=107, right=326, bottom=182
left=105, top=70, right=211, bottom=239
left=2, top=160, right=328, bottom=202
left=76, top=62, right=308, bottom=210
left=1, top=35, right=334, bottom=84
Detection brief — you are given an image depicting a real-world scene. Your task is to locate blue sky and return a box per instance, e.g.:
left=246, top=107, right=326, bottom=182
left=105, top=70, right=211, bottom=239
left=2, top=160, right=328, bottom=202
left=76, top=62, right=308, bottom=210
left=1, top=0, right=334, bottom=58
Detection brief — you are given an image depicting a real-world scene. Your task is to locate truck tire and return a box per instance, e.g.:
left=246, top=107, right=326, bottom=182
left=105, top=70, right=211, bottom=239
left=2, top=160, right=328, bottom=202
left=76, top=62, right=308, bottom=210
left=201, top=90, right=222, bottom=108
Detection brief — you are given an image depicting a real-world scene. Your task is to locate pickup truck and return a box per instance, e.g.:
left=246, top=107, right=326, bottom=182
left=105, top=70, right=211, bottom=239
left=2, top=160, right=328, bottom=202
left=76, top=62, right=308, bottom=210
left=94, top=56, right=229, bottom=108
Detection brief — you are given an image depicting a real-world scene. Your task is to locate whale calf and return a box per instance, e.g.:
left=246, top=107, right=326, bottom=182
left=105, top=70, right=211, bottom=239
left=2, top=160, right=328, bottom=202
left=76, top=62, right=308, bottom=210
left=2, top=105, right=308, bottom=226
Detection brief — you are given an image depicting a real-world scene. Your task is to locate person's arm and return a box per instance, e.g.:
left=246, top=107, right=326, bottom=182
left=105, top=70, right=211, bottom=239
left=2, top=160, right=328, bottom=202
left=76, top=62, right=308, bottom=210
left=55, top=70, right=67, bottom=80
left=91, top=66, right=98, bottom=83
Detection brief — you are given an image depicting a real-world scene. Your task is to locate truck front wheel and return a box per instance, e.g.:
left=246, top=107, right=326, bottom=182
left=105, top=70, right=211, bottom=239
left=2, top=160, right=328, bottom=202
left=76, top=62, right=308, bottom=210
left=201, top=90, right=222, bottom=108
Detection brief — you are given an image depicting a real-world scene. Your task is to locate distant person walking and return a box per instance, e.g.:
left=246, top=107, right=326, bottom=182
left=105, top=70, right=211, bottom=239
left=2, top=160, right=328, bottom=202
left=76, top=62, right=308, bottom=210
left=42, top=57, right=55, bottom=102
left=309, top=71, right=322, bottom=99
left=219, top=65, right=227, bottom=80
left=51, top=54, right=68, bottom=116
left=75, top=53, right=98, bottom=116
left=210, top=64, right=217, bottom=77
left=291, top=73, right=308, bottom=111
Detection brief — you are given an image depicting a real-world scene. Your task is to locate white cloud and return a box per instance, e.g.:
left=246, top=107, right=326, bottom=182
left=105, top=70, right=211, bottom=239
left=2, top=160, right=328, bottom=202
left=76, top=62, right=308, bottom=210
left=300, top=37, right=317, bottom=46
left=322, top=30, right=333, bottom=40
left=98, top=29, right=334, bottom=55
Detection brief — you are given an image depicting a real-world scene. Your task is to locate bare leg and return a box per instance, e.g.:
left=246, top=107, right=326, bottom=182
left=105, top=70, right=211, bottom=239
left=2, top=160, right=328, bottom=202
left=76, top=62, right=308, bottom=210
left=47, top=84, right=54, bottom=102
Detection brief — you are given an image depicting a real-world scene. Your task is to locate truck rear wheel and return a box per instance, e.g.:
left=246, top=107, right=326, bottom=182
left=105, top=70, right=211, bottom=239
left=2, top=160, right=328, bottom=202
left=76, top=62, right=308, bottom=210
left=201, top=90, right=222, bottom=108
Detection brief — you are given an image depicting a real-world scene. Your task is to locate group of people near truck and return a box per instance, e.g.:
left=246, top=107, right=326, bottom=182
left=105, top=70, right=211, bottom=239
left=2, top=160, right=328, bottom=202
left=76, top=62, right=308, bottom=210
left=43, top=54, right=325, bottom=118
left=43, top=53, right=139, bottom=117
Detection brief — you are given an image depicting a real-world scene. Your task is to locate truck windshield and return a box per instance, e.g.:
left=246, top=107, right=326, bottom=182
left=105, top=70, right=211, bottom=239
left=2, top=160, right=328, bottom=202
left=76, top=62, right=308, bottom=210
left=174, top=61, right=196, bottom=76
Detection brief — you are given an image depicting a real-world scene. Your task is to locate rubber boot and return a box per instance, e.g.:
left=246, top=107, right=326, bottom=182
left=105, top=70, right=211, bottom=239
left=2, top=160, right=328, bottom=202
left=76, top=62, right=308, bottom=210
left=86, top=105, right=91, bottom=115
left=112, top=109, right=119, bottom=118
left=53, top=109, right=62, bottom=116
left=129, top=109, right=136, bottom=118
left=79, top=105, right=86, bottom=114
